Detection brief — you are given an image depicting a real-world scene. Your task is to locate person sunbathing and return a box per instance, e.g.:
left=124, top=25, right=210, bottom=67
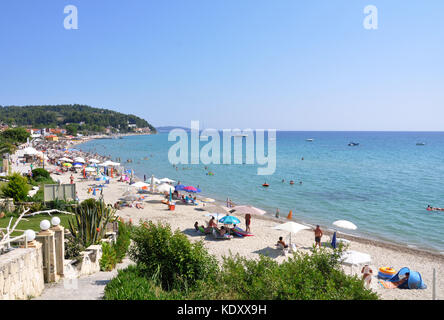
left=277, top=237, right=288, bottom=248
left=135, top=203, right=144, bottom=209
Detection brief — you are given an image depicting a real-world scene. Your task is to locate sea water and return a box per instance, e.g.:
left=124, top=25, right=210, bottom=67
left=79, top=131, right=444, bottom=253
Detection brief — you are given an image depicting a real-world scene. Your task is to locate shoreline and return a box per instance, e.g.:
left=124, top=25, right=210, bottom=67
left=75, top=135, right=444, bottom=259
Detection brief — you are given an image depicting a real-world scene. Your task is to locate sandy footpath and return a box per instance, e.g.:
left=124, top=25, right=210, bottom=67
left=9, top=150, right=443, bottom=300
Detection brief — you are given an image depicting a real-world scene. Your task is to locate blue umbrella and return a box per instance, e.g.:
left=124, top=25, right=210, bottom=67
left=175, top=184, right=186, bottom=191
left=73, top=162, right=83, bottom=166
left=219, top=216, right=241, bottom=225
left=331, top=231, right=337, bottom=249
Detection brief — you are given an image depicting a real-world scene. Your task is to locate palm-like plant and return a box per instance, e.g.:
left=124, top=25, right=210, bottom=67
left=68, top=199, right=116, bottom=247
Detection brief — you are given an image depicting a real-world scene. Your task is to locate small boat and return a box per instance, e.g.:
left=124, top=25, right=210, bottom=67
left=289, top=180, right=295, bottom=185
left=262, top=183, right=269, bottom=187
left=348, top=142, right=359, bottom=146
left=416, top=142, right=426, bottom=146
left=306, top=138, right=314, bottom=142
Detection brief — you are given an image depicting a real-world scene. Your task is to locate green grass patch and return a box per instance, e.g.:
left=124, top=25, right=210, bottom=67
left=0, top=213, right=73, bottom=236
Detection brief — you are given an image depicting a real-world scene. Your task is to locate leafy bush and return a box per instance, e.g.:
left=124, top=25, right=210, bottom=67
left=100, top=242, right=117, bottom=271
left=1, top=173, right=30, bottom=202
left=65, top=235, right=85, bottom=261
left=129, top=221, right=218, bottom=290
left=31, top=168, right=51, bottom=181
left=114, top=220, right=131, bottom=263
left=68, top=199, right=115, bottom=247
left=191, top=249, right=378, bottom=300
left=104, top=265, right=185, bottom=300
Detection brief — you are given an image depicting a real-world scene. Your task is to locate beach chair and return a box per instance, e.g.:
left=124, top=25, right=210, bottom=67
left=276, top=243, right=289, bottom=256
left=212, top=228, right=233, bottom=240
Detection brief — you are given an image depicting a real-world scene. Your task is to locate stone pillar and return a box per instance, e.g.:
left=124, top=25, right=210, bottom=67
left=36, top=229, right=59, bottom=283
left=50, top=225, right=65, bottom=277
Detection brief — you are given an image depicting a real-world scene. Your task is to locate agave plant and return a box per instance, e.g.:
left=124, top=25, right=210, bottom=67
left=68, top=199, right=116, bottom=247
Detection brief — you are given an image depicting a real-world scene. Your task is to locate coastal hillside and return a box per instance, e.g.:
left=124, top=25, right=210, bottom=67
left=0, top=105, right=156, bottom=134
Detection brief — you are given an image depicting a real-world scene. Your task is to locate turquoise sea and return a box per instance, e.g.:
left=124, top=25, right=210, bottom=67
left=78, top=131, right=444, bottom=253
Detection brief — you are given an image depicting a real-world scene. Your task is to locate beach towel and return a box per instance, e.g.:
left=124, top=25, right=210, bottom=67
left=378, top=280, right=399, bottom=289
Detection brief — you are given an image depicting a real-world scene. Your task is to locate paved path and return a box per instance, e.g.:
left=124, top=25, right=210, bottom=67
left=33, top=259, right=132, bottom=300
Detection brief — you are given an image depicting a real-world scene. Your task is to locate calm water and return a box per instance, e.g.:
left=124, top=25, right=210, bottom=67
left=79, top=131, right=444, bottom=253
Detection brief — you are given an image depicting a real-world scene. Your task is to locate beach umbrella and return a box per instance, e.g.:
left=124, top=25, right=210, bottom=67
left=130, top=181, right=150, bottom=188
left=89, top=159, right=100, bottom=163
left=59, top=157, right=73, bottom=162
left=230, top=205, right=266, bottom=216
left=341, top=250, right=371, bottom=274
left=74, top=157, right=86, bottom=163
left=73, top=162, right=84, bottom=166
left=183, top=186, right=201, bottom=193
left=157, top=183, right=175, bottom=193
left=63, top=163, right=72, bottom=167
left=331, top=231, right=337, bottom=249
left=219, top=215, right=241, bottom=225
left=273, top=221, right=310, bottom=246
left=159, top=177, right=176, bottom=184
left=333, top=220, right=357, bottom=230
left=175, top=184, right=186, bottom=191
left=85, top=167, right=96, bottom=172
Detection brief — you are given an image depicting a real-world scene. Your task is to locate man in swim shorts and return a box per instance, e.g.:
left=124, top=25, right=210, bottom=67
left=314, top=225, right=323, bottom=249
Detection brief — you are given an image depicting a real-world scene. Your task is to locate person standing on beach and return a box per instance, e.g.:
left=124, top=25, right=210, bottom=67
left=314, top=225, right=323, bottom=249
left=70, top=174, right=74, bottom=184
left=245, top=214, right=251, bottom=233
left=275, top=208, right=280, bottom=218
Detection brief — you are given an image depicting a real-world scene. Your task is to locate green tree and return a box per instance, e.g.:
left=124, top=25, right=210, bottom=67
left=1, top=173, right=30, bottom=201
left=1, top=128, right=30, bottom=144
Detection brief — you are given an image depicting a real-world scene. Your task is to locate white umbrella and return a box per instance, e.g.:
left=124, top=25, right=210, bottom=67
left=74, top=157, right=86, bottom=163
left=85, top=167, right=96, bottom=172
left=130, top=181, right=149, bottom=188
left=230, top=205, right=266, bottom=215
left=99, top=160, right=120, bottom=167
left=341, top=250, right=371, bottom=274
left=273, top=221, right=310, bottom=246
left=88, top=159, right=100, bottom=163
left=59, top=157, right=73, bottom=162
left=23, top=147, right=39, bottom=155
left=159, top=177, right=176, bottom=184
left=157, top=183, right=175, bottom=193
left=333, top=220, right=357, bottom=230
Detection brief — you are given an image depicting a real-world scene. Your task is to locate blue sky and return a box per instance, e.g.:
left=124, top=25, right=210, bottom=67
left=0, top=0, right=443, bottom=131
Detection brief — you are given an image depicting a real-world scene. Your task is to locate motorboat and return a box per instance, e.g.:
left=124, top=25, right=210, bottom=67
left=348, top=142, right=359, bottom=146
left=416, top=142, right=426, bottom=146
left=306, top=138, right=314, bottom=142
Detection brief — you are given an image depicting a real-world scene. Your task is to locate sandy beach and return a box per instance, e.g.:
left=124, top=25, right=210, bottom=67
left=9, top=141, right=444, bottom=300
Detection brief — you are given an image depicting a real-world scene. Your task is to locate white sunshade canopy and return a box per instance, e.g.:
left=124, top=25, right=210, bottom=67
left=59, top=157, right=73, bottom=162
left=229, top=205, right=266, bottom=215
left=23, top=147, right=39, bottom=155
left=157, top=183, right=175, bottom=193
left=341, top=250, right=371, bottom=266
left=159, top=177, right=176, bottom=184
left=333, top=220, right=357, bottom=230
left=130, top=181, right=150, bottom=188
left=273, top=221, right=310, bottom=234
left=74, top=157, right=86, bottom=163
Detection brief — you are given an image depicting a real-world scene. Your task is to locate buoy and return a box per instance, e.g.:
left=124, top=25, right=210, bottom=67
left=287, top=210, right=293, bottom=219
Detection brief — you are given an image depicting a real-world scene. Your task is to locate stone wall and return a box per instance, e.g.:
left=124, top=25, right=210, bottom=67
left=0, top=243, right=45, bottom=300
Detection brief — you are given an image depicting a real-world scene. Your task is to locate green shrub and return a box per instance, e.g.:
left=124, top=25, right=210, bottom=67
left=1, top=173, right=30, bottom=202
left=114, top=220, right=131, bottom=263
left=31, top=168, right=51, bottom=181
left=68, top=199, right=115, bottom=247
left=104, top=265, right=186, bottom=300
left=65, top=235, right=85, bottom=261
left=192, top=249, right=378, bottom=300
left=129, top=221, right=218, bottom=290
left=100, top=242, right=117, bottom=271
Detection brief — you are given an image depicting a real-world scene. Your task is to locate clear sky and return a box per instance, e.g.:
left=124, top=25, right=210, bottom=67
left=0, top=0, right=443, bottom=131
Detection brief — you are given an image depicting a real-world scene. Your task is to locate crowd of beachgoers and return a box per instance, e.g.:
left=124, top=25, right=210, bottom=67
left=7, top=136, right=444, bottom=300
